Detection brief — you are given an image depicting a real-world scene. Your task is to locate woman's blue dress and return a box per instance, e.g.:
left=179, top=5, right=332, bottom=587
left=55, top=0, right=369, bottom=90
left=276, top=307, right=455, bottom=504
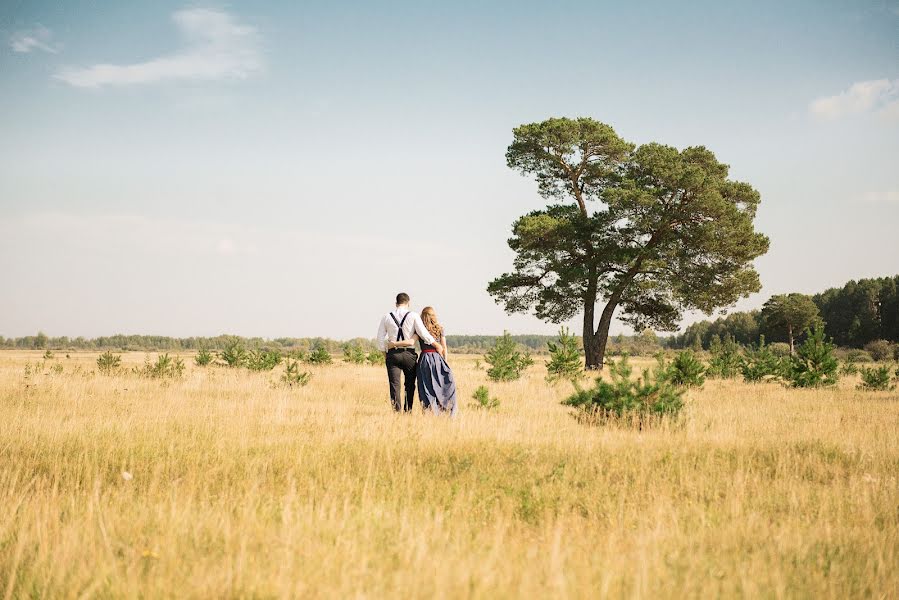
left=417, top=341, right=457, bottom=416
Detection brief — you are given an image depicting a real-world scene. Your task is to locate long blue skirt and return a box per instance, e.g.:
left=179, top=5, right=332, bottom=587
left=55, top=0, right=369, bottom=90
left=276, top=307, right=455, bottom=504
left=417, top=352, right=457, bottom=416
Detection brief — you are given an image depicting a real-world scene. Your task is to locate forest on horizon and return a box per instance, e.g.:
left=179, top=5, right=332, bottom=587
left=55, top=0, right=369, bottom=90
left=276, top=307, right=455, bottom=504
left=3, top=274, right=897, bottom=354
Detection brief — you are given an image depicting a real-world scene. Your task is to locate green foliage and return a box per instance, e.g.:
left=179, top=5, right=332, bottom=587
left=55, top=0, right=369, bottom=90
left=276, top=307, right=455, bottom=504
left=814, top=275, right=899, bottom=348
left=864, top=340, right=895, bottom=362
left=845, top=349, right=873, bottom=363
left=562, top=355, right=685, bottom=425
left=307, top=346, right=332, bottom=365
left=673, top=275, right=899, bottom=353
left=50, top=362, right=63, bottom=375
left=545, top=327, right=584, bottom=383
left=135, top=353, right=185, bottom=379
left=839, top=360, right=859, bottom=376
left=287, top=349, right=308, bottom=362
left=194, top=348, right=213, bottom=367
left=280, top=359, right=311, bottom=388
left=218, top=338, right=248, bottom=368
left=785, top=325, right=839, bottom=388
left=342, top=343, right=367, bottom=365
left=96, top=351, right=121, bottom=374
left=485, top=331, right=534, bottom=382
left=42, top=349, right=54, bottom=360
left=471, top=385, right=500, bottom=410
left=768, top=342, right=792, bottom=357
left=366, top=350, right=383, bottom=366
left=706, top=335, right=742, bottom=379
left=674, top=311, right=761, bottom=350
left=246, top=348, right=282, bottom=372
left=740, top=336, right=786, bottom=383
left=661, top=350, right=706, bottom=388
left=34, top=331, right=48, bottom=349
left=489, top=117, right=769, bottom=368
left=857, top=366, right=895, bottom=391
left=760, top=293, right=820, bottom=353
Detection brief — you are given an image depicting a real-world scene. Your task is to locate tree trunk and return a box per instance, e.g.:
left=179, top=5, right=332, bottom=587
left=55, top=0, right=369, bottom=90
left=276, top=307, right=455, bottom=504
left=584, top=299, right=618, bottom=370
left=593, top=300, right=618, bottom=369
left=583, top=318, right=601, bottom=369
left=788, top=323, right=794, bottom=355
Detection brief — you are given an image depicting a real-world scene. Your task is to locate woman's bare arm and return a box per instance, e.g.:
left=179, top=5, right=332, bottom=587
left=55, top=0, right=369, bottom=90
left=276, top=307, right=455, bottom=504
left=387, top=333, right=419, bottom=349
left=440, top=336, right=448, bottom=359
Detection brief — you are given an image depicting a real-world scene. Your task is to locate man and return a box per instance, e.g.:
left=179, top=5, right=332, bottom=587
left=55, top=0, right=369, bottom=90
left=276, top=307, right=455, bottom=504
left=376, top=292, right=443, bottom=412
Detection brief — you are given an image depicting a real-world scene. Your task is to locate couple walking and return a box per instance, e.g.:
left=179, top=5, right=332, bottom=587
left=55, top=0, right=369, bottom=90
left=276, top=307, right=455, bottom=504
left=376, top=292, right=457, bottom=416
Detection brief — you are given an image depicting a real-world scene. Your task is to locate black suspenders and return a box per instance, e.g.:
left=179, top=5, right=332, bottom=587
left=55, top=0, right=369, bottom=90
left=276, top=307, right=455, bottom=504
left=390, top=312, right=411, bottom=342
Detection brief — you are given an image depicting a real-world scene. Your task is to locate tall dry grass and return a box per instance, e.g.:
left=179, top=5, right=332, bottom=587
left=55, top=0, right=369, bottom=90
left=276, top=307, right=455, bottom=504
left=1, top=350, right=897, bottom=598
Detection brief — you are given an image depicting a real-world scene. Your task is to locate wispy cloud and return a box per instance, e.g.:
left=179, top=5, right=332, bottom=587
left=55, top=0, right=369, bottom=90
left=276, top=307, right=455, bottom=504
left=54, top=8, right=262, bottom=88
left=10, top=25, right=59, bottom=54
left=809, top=78, right=899, bottom=122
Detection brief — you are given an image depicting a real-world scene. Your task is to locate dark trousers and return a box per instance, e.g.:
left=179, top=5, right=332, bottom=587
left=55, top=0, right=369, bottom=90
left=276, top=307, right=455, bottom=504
left=385, top=349, right=417, bottom=412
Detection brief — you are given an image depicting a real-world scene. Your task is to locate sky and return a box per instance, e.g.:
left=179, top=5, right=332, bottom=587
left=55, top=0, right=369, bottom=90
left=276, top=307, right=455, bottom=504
left=1, top=0, right=897, bottom=340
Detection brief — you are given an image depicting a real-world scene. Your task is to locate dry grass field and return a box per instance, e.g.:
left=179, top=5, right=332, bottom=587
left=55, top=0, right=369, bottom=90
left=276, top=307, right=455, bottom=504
left=1, top=350, right=898, bottom=599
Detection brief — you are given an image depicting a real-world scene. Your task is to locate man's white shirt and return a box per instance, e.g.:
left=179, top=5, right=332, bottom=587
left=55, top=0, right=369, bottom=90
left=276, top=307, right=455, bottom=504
left=376, top=306, right=437, bottom=351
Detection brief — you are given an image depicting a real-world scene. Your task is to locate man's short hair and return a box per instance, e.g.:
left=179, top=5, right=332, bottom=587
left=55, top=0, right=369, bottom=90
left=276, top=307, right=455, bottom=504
left=396, top=292, right=410, bottom=305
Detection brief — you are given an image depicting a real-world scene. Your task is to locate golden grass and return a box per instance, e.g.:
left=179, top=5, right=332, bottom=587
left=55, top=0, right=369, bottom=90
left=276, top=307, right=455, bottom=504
left=1, top=350, right=898, bottom=599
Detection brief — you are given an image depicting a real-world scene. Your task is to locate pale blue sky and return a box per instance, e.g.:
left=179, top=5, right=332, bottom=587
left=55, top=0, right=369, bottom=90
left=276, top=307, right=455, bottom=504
left=1, top=1, right=897, bottom=339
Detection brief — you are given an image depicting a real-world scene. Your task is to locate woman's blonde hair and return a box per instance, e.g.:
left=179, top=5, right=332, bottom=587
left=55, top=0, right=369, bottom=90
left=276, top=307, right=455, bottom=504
left=420, top=306, right=443, bottom=341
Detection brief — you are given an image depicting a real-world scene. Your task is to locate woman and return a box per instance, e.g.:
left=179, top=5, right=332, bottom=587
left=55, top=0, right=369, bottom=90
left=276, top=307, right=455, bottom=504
left=387, top=306, right=457, bottom=416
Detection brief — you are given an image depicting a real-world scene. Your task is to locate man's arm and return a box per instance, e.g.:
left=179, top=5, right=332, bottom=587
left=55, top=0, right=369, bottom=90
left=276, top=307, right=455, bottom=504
left=376, top=315, right=388, bottom=352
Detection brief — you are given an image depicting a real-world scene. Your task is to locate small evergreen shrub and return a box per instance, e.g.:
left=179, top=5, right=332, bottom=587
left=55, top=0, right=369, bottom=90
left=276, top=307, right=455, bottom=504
left=218, top=338, right=247, bottom=368
left=562, top=355, right=685, bottom=426
left=287, top=349, right=308, bottom=362
left=246, top=348, right=282, bottom=372
left=785, top=325, right=839, bottom=388
left=840, top=360, right=859, bottom=376
left=485, top=331, right=534, bottom=382
left=706, top=335, right=742, bottom=379
left=662, top=350, right=706, bottom=388
left=307, top=346, right=333, bottom=365
left=97, top=351, right=122, bottom=374
left=857, top=365, right=895, bottom=391
left=864, top=339, right=895, bottom=362
left=43, top=349, right=54, bottom=360
left=768, top=342, right=791, bottom=358
left=845, top=349, right=873, bottom=363
left=366, top=350, right=383, bottom=365
left=194, top=348, right=213, bottom=367
left=545, top=327, right=584, bottom=383
left=471, top=385, right=500, bottom=410
left=280, top=359, right=311, bottom=387
left=343, top=343, right=367, bottom=364
left=740, top=336, right=786, bottom=383
left=135, top=353, right=185, bottom=379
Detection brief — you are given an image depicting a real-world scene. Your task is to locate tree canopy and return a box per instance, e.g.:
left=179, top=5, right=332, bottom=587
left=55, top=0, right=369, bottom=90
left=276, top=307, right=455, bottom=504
left=760, top=293, right=821, bottom=354
left=489, top=117, right=769, bottom=368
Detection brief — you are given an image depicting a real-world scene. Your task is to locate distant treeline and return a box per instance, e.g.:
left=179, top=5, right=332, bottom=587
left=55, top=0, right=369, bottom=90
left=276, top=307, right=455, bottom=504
left=670, top=275, right=899, bottom=350
left=0, top=334, right=376, bottom=353
left=0, top=332, right=665, bottom=355
left=6, top=275, right=895, bottom=353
